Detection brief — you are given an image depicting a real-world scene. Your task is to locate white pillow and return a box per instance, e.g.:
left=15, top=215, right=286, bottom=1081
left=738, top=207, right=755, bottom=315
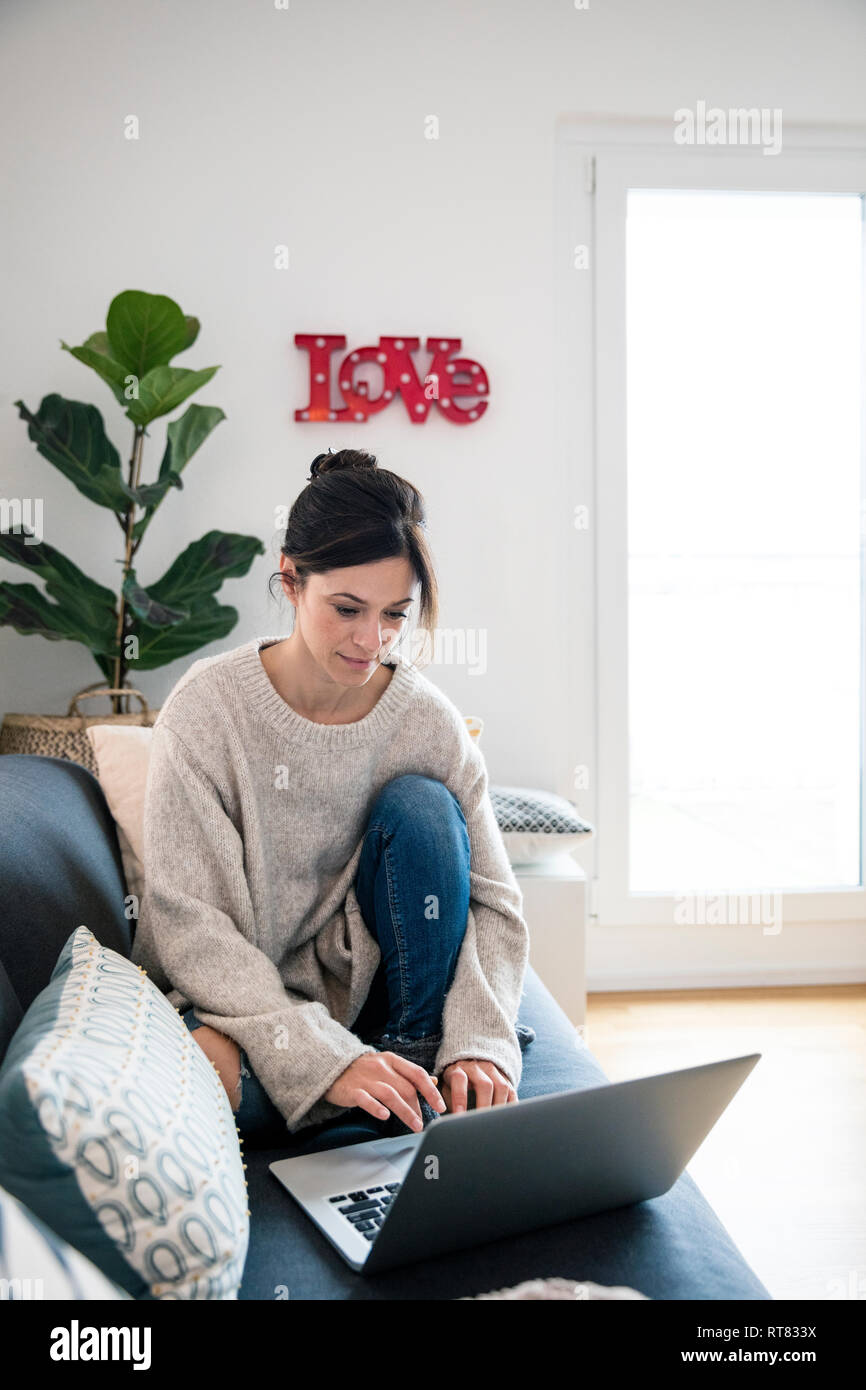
left=85, top=724, right=151, bottom=904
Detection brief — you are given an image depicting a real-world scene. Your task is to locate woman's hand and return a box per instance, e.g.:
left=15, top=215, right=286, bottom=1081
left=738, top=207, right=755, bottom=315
left=440, top=1059, right=518, bottom=1114
left=324, top=1051, right=447, bottom=1132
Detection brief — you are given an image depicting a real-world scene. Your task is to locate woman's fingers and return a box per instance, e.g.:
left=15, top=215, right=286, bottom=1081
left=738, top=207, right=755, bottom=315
left=373, top=1081, right=424, bottom=1131
left=469, top=1068, right=495, bottom=1109
left=442, top=1061, right=520, bottom=1113
left=444, top=1065, right=470, bottom=1114
left=487, top=1074, right=508, bottom=1106
left=349, top=1075, right=421, bottom=1129
left=332, top=1052, right=453, bottom=1129
left=388, top=1054, right=447, bottom=1112
left=326, top=1053, right=434, bottom=1129
left=480, top=1067, right=518, bottom=1107
left=356, top=1090, right=392, bottom=1122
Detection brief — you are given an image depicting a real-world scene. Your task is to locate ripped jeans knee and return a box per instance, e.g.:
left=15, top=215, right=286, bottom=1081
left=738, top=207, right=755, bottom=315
left=234, top=1049, right=251, bottom=1112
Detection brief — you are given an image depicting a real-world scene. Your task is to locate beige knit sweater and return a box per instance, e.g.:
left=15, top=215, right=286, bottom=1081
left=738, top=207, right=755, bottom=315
left=132, top=635, right=530, bottom=1134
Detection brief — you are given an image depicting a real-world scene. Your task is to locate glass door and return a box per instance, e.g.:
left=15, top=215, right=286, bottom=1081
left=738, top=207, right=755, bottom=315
left=592, top=144, right=866, bottom=927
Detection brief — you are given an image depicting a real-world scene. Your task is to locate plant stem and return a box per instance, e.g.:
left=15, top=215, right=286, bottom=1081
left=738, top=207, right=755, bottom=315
left=111, top=424, right=146, bottom=714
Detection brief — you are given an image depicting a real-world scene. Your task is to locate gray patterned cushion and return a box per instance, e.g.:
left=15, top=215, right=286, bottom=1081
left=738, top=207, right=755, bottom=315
left=490, top=786, right=593, bottom=865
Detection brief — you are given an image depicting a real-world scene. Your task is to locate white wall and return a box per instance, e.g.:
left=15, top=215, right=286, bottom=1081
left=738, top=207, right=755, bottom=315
left=2, top=0, right=865, bottom=798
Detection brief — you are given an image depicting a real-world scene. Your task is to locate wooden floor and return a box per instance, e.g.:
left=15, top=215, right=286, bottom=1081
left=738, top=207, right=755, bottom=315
left=584, top=985, right=866, bottom=1301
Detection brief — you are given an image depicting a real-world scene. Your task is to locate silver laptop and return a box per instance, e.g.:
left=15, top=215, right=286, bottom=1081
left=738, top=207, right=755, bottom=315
left=269, top=1052, right=760, bottom=1275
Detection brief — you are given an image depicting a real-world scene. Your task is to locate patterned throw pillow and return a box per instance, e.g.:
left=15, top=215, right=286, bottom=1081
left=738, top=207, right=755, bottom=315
left=489, top=785, right=593, bottom=865
left=0, top=1181, right=132, bottom=1300
left=0, top=926, right=249, bottom=1300
left=463, top=720, right=593, bottom=863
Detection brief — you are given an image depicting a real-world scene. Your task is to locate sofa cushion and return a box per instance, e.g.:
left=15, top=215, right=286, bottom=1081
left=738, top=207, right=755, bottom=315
left=0, top=957, right=23, bottom=1065
left=0, top=924, right=249, bottom=1300
left=0, top=755, right=132, bottom=1030
left=0, top=1180, right=132, bottom=1300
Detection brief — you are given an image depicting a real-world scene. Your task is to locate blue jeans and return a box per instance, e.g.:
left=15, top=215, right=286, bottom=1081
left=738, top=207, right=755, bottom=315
left=182, top=774, right=475, bottom=1151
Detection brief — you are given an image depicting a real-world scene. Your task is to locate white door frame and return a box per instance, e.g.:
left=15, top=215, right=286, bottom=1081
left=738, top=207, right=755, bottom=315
left=555, top=116, right=866, bottom=964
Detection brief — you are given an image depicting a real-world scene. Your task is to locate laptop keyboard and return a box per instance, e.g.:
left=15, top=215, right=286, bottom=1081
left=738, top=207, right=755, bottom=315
left=326, top=1182, right=402, bottom=1241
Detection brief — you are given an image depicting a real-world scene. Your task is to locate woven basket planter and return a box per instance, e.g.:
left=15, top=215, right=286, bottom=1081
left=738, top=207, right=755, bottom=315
left=0, top=684, right=159, bottom=777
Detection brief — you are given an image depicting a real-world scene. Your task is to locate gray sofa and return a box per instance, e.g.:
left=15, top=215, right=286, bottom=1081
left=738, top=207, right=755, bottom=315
left=0, top=753, right=771, bottom=1300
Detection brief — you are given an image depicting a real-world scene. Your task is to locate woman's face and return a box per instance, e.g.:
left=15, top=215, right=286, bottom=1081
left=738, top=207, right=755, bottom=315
left=281, top=554, right=417, bottom=680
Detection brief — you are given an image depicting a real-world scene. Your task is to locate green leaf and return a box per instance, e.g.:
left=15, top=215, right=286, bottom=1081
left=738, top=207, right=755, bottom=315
left=131, top=404, right=225, bottom=544
left=129, top=471, right=183, bottom=509
left=146, top=530, right=265, bottom=608
left=0, top=527, right=117, bottom=652
left=122, top=531, right=262, bottom=670
left=14, top=395, right=131, bottom=511
left=125, top=365, right=220, bottom=427
left=159, top=404, right=226, bottom=482
left=60, top=332, right=131, bottom=409
left=105, top=291, right=190, bottom=378
left=122, top=567, right=190, bottom=627
left=128, top=595, right=240, bottom=670
left=0, top=580, right=117, bottom=653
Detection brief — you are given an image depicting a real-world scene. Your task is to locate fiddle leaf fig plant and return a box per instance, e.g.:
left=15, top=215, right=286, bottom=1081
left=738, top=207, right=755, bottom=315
left=1, top=290, right=264, bottom=711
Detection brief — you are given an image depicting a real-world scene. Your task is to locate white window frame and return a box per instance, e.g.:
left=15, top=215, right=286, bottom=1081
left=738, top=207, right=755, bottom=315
left=556, top=115, right=866, bottom=933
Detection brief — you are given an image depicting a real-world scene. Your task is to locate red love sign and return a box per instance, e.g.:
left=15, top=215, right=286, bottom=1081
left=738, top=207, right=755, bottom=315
left=295, top=335, right=489, bottom=425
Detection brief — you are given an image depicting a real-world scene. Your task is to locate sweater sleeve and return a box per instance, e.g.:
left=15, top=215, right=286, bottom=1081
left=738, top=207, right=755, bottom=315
left=133, top=720, right=379, bottom=1133
left=433, top=720, right=530, bottom=1090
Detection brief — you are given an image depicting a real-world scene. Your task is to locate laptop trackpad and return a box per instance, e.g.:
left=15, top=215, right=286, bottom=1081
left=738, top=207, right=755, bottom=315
left=323, top=1134, right=423, bottom=1187
left=270, top=1132, right=424, bottom=1208
left=365, top=1134, right=423, bottom=1174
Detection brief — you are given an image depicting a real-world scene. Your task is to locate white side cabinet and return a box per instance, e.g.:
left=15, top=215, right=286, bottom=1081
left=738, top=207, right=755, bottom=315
left=513, top=854, right=587, bottom=1036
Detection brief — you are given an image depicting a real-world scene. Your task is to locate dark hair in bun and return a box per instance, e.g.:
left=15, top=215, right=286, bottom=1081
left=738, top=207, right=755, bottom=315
left=268, top=448, right=439, bottom=669
left=307, top=447, right=376, bottom=482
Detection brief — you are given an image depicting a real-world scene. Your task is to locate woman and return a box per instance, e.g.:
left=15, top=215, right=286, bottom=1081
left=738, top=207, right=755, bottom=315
left=133, top=448, right=534, bottom=1154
